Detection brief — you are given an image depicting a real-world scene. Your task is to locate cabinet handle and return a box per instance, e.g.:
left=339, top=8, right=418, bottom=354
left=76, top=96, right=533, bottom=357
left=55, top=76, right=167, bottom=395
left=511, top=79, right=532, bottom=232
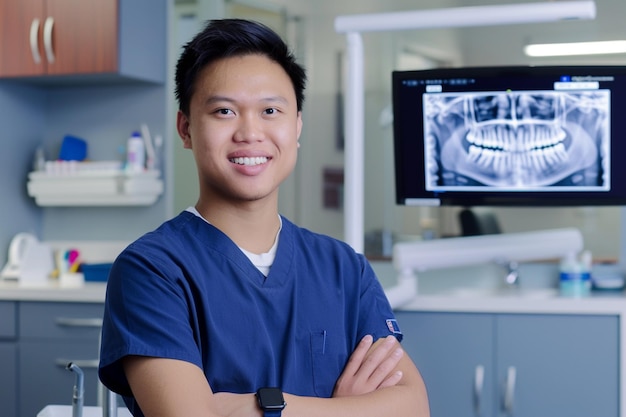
left=43, top=16, right=55, bottom=63
left=56, top=317, right=103, bottom=328
left=473, top=365, right=485, bottom=415
left=56, top=359, right=99, bottom=369
left=29, top=19, right=41, bottom=64
left=503, top=366, right=517, bottom=414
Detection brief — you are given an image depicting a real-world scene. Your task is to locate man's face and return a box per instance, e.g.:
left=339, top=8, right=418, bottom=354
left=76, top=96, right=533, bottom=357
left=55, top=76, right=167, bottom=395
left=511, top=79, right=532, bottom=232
left=177, top=53, right=302, bottom=205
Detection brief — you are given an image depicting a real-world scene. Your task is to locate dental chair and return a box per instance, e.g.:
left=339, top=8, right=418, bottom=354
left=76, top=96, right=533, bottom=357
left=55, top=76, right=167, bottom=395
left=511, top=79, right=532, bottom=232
left=459, top=208, right=502, bottom=236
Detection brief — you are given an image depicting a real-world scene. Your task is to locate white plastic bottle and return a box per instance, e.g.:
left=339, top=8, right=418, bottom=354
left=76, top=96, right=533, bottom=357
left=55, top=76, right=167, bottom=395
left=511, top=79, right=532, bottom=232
left=126, top=131, right=145, bottom=173
left=559, top=251, right=591, bottom=297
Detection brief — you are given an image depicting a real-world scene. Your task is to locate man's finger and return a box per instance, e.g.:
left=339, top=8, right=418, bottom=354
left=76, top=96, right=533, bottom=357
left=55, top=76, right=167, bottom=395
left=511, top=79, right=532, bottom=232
left=342, top=334, right=374, bottom=377
left=359, top=336, right=399, bottom=375
left=367, top=346, right=404, bottom=386
left=378, top=370, right=404, bottom=390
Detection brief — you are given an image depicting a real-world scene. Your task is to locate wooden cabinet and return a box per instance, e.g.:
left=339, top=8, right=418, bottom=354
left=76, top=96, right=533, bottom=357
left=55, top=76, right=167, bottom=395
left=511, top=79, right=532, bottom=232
left=0, top=0, right=165, bottom=83
left=0, top=0, right=116, bottom=77
left=18, top=301, right=104, bottom=417
left=395, top=311, right=619, bottom=417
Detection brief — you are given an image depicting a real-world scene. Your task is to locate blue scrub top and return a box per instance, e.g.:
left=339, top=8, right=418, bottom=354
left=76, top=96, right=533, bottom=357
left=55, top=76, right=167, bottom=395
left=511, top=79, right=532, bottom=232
left=99, top=211, right=402, bottom=415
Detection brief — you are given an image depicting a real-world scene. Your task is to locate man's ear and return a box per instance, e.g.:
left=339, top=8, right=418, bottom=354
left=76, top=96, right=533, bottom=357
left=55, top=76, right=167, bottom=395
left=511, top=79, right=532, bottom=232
left=296, top=111, right=303, bottom=140
left=177, top=111, right=192, bottom=149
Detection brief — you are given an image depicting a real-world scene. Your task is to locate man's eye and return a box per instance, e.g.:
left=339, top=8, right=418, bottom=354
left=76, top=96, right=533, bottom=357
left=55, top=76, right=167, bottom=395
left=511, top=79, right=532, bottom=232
left=216, top=108, right=233, bottom=115
left=264, top=108, right=277, bottom=115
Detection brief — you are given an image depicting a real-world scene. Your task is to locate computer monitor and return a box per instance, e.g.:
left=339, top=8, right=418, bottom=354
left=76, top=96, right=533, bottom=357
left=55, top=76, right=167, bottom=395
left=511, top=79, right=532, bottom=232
left=392, top=65, right=626, bottom=206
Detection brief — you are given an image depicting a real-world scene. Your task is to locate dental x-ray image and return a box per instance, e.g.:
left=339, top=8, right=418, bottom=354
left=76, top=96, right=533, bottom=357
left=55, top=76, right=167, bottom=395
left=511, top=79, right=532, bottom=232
left=423, top=90, right=609, bottom=192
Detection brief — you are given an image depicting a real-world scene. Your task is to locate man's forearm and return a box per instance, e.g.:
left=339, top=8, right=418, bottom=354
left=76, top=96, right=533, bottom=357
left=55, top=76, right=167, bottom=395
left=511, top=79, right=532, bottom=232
left=284, top=385, right=428, bottom=417
left=213, top=353, right=429, bottom=417
left=282, top=354, right=429, bottom=417
left=215, top=378, right=428, bottom=417
left=125, top=335, right=430, bottom=417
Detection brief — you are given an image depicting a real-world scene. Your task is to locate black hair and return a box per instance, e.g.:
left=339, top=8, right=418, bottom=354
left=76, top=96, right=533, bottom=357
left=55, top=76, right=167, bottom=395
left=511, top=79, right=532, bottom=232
left=175, top=18, right=307, bottom=115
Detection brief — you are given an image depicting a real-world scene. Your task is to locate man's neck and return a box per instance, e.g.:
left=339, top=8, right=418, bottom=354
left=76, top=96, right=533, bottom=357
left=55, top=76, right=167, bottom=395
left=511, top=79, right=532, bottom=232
left=195, top=199, right=281, bottom=254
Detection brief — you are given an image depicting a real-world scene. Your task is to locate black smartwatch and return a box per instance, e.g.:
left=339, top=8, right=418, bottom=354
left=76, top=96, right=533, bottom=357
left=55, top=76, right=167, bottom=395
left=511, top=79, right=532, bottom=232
left=256, top=387, right=286, bottom=417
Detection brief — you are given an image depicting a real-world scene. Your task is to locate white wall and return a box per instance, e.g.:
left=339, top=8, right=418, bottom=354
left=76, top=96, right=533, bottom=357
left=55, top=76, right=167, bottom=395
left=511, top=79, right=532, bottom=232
left=288, top=0, right=464, bottom=239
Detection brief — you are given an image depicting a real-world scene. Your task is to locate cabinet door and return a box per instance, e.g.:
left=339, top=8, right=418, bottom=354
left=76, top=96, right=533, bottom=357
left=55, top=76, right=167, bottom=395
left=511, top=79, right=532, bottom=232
left=0, top=0, right=117, bottom=78
left=45, top=0, right=117, bottom=75
left=18, top=302, right=104, bottom=417
left=19, top=340, right=101, bottom=417
left=0, top=302, right=17, bottom=417
left=395, top=311, right=496, bottom=417
left=0, top=0, right=46, bottom=77
left=496, top=314, right=619, bottom=417
left=0, top=342, right=17, bottom=417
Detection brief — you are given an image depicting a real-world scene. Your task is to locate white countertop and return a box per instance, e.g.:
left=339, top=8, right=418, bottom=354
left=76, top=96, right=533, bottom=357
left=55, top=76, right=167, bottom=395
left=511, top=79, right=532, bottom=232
left=370, top=260, right=626, bottom=315
left=398, top=289, right=626, bottom=315
left=0, top=239, right=123, bottom=303
left=0, top=280, right=107, bottom=302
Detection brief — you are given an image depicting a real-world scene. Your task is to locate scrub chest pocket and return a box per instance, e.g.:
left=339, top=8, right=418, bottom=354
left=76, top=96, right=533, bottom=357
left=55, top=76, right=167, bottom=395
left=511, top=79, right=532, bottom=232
left=310, top=330, right=348, bottom=397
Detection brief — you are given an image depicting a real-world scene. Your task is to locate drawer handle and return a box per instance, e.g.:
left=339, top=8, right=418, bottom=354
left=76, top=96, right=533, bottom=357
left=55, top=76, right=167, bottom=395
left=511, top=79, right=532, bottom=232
left=473, top=364, right=485, bottom=415
left=56, top=317, right=103, bottom=328
left=43, top=16, right=55, bottom=63
left=29, top=19, right=41, bottom=64
left=503, top=366, right=517, bottom=413
left=56, top=359, right=99, bottom=369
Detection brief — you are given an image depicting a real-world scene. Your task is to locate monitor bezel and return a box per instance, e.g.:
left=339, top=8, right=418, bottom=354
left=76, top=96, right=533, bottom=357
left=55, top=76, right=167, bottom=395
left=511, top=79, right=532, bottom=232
left=392, top=65, right=626, bottom=207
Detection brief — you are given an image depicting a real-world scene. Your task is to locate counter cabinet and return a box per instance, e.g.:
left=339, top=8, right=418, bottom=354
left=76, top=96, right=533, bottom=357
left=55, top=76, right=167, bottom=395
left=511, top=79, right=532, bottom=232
left=395, top=311, right=619, bottom=417
left=0, top=301, right=17, bottom=417
left=16, top=301, right=104, bottom=417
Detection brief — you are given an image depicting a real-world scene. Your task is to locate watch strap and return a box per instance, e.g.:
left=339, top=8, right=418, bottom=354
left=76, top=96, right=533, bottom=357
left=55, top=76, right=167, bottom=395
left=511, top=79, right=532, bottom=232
left=263, top=411, right=282, bottom=417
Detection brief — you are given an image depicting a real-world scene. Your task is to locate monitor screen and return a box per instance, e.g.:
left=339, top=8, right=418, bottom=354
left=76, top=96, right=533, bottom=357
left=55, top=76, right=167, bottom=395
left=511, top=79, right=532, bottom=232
left=392, top=65, right=626, bottom=206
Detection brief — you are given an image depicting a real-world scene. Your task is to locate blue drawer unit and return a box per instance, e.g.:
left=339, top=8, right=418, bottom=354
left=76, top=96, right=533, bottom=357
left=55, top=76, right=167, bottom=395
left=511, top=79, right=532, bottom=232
left=0, top=301, right=17, bottom=417
left=18, top=301, right=104, bottom=417
left=395, top=311, right=619, bottom=417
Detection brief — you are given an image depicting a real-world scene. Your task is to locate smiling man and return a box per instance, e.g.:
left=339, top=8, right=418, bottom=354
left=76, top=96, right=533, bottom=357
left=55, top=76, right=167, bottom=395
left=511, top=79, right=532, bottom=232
left=98, top=19, right=429, bottom=417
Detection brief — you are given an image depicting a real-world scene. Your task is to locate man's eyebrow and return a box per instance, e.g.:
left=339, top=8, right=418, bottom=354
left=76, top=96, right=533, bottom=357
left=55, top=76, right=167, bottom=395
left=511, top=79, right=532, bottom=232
left=203, top=95, right=290, bottom=106
left=261, top=96, right=289, bottom=105
left=203, top=95, right=235, bottom=106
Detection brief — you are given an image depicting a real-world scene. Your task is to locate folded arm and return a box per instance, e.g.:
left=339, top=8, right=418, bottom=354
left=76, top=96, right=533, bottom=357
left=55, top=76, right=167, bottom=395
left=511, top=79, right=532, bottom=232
left=287, top=335, right=429, bottom=417
left=123, top=335, right=429, bottom=417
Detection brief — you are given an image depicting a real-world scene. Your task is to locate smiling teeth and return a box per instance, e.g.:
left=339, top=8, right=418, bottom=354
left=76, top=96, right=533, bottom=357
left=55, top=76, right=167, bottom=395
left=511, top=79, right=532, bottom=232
left=230, top=156, right=268, bottom=166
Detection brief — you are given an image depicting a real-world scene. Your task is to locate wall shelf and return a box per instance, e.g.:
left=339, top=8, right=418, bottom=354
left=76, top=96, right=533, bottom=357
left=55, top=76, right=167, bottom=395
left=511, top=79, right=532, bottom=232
left=27, top=169, right=163, bottom=207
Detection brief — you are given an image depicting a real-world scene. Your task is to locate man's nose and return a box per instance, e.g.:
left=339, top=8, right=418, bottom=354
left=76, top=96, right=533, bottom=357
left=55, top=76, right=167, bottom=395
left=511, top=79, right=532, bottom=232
left=234, top=115, right=264, bottom=142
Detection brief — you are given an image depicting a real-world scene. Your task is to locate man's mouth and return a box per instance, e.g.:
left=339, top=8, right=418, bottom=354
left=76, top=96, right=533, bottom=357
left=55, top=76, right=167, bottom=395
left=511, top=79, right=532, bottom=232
left=229, top=156, right=269, bottom=166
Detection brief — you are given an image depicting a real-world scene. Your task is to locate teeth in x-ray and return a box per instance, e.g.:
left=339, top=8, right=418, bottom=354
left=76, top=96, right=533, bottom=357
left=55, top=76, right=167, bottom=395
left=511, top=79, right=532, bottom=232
left=466, top=124, right=566, bottom=153
left=428, top=90, right=605, bottom=188
left=466, top=123, right=567, bottom=173
left=542, top=143, right=567, bottom=166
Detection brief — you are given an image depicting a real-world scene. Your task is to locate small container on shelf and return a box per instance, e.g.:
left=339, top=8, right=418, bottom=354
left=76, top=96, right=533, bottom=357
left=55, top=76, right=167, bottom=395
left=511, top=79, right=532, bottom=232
left=81, top=263, right=113, bottom=282
left=126, top=131, right=146, bottom=173
left=559, top=250, right=591, bottom=297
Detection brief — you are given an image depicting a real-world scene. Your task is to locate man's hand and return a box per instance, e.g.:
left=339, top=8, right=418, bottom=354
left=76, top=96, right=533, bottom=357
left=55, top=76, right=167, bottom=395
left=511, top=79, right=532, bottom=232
left=332, top=335, right=404, bottom=397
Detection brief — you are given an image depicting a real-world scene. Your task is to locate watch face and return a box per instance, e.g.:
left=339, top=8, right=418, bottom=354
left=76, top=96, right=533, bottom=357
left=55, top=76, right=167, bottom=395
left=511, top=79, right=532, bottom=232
left=257, top=387, right=286, bottom=410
